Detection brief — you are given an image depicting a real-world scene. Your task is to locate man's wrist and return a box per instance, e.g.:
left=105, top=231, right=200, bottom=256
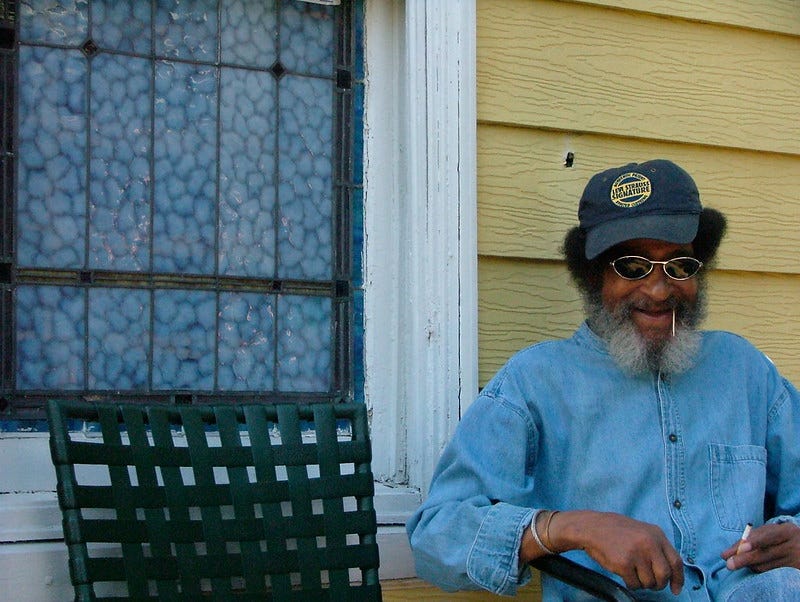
left=542, top=509, right=561, bottom=552
left=530, top=509, right=557, bottom=555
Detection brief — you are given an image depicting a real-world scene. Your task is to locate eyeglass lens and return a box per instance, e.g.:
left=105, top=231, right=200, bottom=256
left=611, top=256, right=702, bottom=280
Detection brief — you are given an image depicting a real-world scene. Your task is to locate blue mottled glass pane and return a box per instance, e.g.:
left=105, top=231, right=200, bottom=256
left=18, top=46, right=86, bottom=269
left=218, top=293, right=275, bottom=390
left=90, top=54, right=152, bottom=271
left=281, top=1, right=334, bottom=76
left=10, top=0, right=357, bottom=411
left=93, top=0, right=151, bottom=55
left=153, top=61, right=218, bottom=274
left=152, top=289, right=216, bottom=389
left=154, top=0, right=218, bottom=62
left=0, top=420, right=50, bottom=433
left=219, top=68, right=277, bottom=277
left=88, top=288, right=150, bottom=389
left=353, top=0, right=365, bottom=81
left=278, top=75, right=333, bottom=280
left=19, top=0, right=88, bottom=45
left=277, top=295, right=331, bottom=392
left=221, top=0, right=277, bottom=68
left=16, top=286, right=85, bottom=389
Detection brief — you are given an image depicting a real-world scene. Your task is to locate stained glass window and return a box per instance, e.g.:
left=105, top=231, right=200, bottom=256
left=0, top=0, right=363, bottom=422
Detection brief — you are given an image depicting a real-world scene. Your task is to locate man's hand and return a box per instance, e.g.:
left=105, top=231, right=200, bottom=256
left=526, top=510, right=684, bottom=595
left=722, top=522, right=800, bottom=572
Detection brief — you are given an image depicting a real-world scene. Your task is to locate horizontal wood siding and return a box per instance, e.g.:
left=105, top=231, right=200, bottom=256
left=479, top=260, right=582, bottom=382
left=568, top=0, right=800, bottom=36
left=478, top=0, right=800, bottom=154
left=476, top=0, right=800, bottom=386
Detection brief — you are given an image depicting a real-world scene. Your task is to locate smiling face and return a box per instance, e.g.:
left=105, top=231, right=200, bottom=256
left=601, top=238, right=699, bottom=345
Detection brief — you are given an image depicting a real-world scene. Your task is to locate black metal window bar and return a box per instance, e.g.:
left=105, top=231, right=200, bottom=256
left=0, top=0, right=358, bottom=420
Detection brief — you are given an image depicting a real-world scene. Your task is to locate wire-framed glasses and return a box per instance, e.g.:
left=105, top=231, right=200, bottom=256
left=609, top=256, right=703, bottom=281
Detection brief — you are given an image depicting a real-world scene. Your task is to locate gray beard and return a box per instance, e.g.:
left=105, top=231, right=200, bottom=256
left=585, top=288, right=707, bottom=376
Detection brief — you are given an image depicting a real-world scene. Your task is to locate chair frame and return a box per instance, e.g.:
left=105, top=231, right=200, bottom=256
left=531, top=555, right=637, bottom=601
left=47, top=399, right=381, bottom=601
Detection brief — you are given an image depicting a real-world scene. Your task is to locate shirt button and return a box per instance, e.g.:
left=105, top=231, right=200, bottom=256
left=669, top=433, right=678, bottom=442
left=673, top=500, right=682, bottom=509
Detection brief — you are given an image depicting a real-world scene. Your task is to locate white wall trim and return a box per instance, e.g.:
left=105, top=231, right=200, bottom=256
left=363, top=0, right=478, bottom=495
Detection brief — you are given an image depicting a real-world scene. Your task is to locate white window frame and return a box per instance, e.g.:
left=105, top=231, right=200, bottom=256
left=359, top=0, right=477, bottom=577
left=364, top=0, right=478, bottom=494
left=0, top=0, right=477, bottom=590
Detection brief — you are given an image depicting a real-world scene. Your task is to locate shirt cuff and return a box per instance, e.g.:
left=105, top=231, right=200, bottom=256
left=466, top=502, right=534, bottom=595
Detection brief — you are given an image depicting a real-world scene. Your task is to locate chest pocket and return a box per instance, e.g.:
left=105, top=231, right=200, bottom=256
left=709, top=443, right=767, bottom=532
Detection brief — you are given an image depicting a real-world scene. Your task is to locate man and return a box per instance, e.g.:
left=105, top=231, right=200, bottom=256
left=406, top=160, right=800, bottom=600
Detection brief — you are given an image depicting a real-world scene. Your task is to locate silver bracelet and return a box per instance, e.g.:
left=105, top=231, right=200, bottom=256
left=530, top=509, right=556, bottom=555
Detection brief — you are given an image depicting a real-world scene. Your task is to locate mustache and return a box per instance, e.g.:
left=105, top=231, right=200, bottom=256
left=606, top=291, right=707, bottom=335
left=618, top=297, right=680, bottom=316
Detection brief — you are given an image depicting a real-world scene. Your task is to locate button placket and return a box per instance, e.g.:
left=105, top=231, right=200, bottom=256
left=657, top=374, right=697, bottom=561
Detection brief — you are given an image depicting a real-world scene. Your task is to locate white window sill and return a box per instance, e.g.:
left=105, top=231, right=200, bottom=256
left=0, top=484, right=419, bottom=542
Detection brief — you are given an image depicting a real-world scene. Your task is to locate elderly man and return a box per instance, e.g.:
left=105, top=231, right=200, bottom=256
left=406, top=160, right=800, bottom=600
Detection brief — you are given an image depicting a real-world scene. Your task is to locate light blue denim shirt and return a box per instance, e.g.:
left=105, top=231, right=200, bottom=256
left=406, top=323, right=800, bottom=600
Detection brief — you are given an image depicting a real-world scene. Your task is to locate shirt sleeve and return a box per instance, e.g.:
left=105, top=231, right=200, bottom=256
left=766, top=376, right=800, bottom=523
left=406, top=392, right=539, bottom=595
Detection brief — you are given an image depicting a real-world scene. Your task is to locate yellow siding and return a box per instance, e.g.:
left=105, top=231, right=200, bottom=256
left=570, top=0, right=800, bottom=36
left=476, top=0, right=800, bottom=389
left=705, top=271, right=800, bottom=382
left=477, top=0, right=800, bottom=154
left=479, top=260, right=582, bottom=383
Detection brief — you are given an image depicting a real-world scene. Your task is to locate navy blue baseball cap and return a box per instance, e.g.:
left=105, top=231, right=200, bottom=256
left=578, top=159, right=702, bottom=259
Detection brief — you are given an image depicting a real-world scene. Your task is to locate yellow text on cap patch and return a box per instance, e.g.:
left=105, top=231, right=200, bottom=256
left=610, top=172, right=651, bottom=207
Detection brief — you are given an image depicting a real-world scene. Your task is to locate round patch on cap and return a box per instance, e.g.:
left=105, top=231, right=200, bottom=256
left=610, top=171, right=651, bottom=207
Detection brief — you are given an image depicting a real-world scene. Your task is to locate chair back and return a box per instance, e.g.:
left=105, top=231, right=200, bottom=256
left=47, top=399, right=381, bottom=601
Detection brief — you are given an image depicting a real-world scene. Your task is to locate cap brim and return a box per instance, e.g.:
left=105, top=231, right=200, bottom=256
left=585, top=213, right=700, bottom=259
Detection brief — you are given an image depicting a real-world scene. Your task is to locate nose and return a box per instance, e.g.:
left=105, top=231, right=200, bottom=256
left=638, top=267, right=673, bottom=301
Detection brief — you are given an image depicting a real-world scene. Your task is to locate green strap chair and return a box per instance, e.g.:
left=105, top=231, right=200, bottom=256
left=47, top=399, right=381, bottom=601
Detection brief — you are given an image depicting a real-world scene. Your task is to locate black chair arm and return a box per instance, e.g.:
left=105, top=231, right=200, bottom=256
left=530, top=555, right=637, bottom=601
